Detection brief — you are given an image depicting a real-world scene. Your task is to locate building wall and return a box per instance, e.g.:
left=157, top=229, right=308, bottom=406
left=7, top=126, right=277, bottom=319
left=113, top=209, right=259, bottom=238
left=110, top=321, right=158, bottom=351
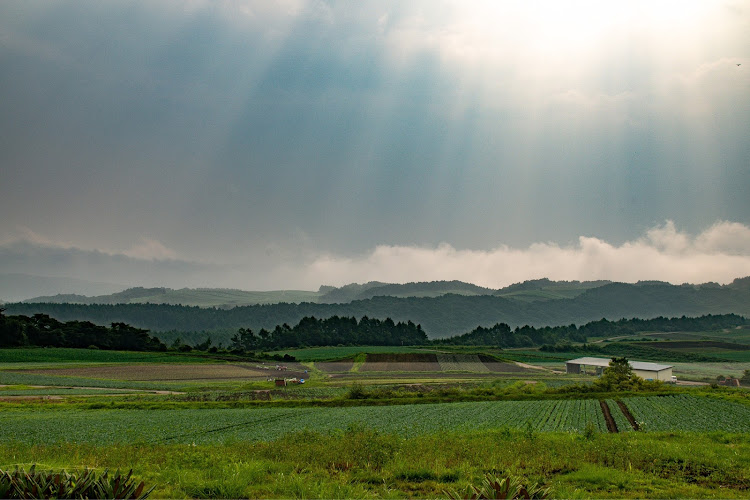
left=633, top=367, right=672, bottom=381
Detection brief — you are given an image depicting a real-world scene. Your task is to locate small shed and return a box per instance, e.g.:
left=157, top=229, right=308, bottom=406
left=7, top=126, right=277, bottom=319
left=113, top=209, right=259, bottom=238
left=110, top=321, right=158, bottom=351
left=566, top=356, right=673, bottom=381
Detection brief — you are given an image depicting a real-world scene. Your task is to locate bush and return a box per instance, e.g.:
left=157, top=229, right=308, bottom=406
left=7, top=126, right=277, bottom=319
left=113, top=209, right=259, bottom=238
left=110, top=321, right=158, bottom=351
left=445, top=472, right=552, bottom=499
left=346, top=383, right=367, bottom=400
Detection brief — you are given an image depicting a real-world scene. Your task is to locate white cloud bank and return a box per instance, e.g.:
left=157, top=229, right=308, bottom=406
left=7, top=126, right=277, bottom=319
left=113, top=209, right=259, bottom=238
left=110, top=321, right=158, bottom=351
left=2, top=220, right=750, bottom=292
left=294, top=221, right=750, bottom=289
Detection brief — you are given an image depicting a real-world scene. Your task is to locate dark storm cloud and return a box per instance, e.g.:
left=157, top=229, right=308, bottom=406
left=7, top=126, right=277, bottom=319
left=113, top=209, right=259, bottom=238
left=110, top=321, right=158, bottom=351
left=0, top=1, right=748, bottom=289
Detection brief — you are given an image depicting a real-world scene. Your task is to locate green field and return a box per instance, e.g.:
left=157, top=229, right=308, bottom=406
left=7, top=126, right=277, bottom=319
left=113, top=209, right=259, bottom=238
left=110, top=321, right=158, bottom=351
left=2, top=395, right=748, bottom=445
left=670, top=361, right=750, bottom=381
left=0, top=347, right=208, bottom=366
left=268, top=345, right=440, bottom=361
left=2, top=346, right=750, bottom=498
left=611, top=328, right=750, bottom=345
left=0, top=370, right=185, bottom=390
left=0, top=386, right=139, bottom=396
left=0, top=399, right=613, bottom=445
left=605, top=399, right=634, bottom=432
left=3, top=430, right=749, bottom=499
left=622, top=394, right=750, bottom=432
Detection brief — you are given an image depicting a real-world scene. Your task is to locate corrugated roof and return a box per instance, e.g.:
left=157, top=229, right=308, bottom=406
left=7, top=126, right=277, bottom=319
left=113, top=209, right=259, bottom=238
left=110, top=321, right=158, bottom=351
left=566, top=356, right=672, bottom=372
left=630, top=360, right=673, bottom=372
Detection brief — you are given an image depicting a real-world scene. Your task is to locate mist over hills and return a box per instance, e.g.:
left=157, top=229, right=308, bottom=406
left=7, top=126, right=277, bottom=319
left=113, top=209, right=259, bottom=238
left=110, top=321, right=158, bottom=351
left=0, top=273, right=125, bottom=303
left=6, top=277, right=750, bottom=339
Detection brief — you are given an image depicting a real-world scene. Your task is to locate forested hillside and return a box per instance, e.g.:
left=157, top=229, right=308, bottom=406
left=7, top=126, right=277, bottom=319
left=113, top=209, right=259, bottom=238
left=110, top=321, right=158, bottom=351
left=6, top=278, right=750, bottom=338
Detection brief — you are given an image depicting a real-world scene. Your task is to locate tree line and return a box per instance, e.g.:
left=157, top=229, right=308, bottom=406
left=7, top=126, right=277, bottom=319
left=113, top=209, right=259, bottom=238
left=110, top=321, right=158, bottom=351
left=432, top=313, right=747, bottom=348
left=1, top=305, right=745, bottom=354
left=0, top=308, right=166, bottom=351
left=228, top=315, right=428, bottom=351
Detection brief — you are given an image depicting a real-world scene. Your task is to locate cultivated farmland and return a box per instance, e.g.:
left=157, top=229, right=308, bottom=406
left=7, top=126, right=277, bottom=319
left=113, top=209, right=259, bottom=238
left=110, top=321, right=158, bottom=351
left=12, top=363, right=296, bottom=381
left=5, top=395, right=748, bottom=445
left=0, top=399, right=606, bottom=445
left=620, top=394, right=750, bottom=432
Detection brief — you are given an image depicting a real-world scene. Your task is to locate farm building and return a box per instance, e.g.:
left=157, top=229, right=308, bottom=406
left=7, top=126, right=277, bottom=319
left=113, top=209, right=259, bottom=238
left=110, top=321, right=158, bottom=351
left=566, top=356, right=673, bottom=381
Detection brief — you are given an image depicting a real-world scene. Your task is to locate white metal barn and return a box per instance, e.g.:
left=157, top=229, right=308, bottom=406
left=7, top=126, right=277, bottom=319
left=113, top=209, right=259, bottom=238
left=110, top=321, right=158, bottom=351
left=565, top=356, right=673, bottom=381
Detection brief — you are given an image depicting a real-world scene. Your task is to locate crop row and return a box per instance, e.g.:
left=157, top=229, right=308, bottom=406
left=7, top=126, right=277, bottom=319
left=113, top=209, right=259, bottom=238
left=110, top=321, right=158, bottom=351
left=3, top=395, right=743, bottom=445
left=621, top=394, right=750, bottom=432
left=605, top=399, right=634, bottom=432
left=436, top=354, right=490, bottom=373
left=0, top=370, right=180, bottom=390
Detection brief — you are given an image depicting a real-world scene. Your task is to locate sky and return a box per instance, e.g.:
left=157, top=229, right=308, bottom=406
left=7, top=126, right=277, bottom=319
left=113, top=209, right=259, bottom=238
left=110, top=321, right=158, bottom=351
left=1, top=0, right=749, bottom=293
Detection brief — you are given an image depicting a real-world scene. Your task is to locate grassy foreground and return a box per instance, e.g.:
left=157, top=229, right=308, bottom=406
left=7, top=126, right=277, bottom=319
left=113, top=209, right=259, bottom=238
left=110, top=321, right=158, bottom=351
left=1, top=429, right=748, bottom=498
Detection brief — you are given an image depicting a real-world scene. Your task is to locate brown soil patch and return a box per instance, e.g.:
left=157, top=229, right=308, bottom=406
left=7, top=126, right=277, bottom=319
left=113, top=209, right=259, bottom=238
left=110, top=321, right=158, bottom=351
left=600, top=400, right=618, bottom=433
left=316, top=359, right=355, bottom=372
left=616, top=400, right=639, bottom=430
left=15, top=363, right=277, bottom=381
left=479, top=357, right=534, bottom=373
left=360, top=353, right=441, bottom=372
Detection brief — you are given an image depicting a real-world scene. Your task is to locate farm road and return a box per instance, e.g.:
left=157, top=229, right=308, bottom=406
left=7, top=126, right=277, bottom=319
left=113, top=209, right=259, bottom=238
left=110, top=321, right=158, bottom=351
left=513, top=361, right=563, bottom=374
left=0, top=384, right=183, bottom=399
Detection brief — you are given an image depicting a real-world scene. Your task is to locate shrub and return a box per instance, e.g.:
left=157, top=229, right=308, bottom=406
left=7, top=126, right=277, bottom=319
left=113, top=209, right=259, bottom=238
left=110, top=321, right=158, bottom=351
left=445, top=472, right=552, bottom=499
left=346, top=383, right=367, bottom=400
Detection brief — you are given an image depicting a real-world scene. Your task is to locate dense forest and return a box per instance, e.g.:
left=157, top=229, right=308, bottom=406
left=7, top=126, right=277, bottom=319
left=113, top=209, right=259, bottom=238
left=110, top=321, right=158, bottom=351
left=0, top=308, right=166, bottom=351
left=6, top=278, right=750, bottom=338
left=228, top=315, right=428, bottom=351
left=1, top=305, right=745, bottom=354
left=438, top=314, right=748, bottom=348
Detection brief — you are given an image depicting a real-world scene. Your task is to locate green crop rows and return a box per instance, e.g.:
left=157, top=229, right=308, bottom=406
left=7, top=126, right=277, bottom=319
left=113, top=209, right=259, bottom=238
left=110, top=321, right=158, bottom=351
left=0, top=399, right=608, bottom=445
left=0, top=348, right=204, bottom=365
left=0, top=371, right=181, bottom=391
left=605, top=399, right=634, bottom=432
left=2, top=395, right=744, bottom=446
left=621, top=394, right=750, bottom=432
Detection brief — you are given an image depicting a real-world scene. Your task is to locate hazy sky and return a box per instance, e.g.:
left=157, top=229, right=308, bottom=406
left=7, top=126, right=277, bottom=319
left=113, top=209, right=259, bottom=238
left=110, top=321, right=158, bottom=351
left=1, top=1, right=749, bottom=291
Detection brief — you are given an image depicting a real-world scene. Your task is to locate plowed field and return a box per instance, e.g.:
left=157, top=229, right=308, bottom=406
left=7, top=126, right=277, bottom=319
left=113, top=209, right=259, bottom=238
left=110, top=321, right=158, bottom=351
left=13, top=363, right=289, bottom=381
left=315, top=359, right=355, bottom=372
left=360, top=353, right=442, bottom=372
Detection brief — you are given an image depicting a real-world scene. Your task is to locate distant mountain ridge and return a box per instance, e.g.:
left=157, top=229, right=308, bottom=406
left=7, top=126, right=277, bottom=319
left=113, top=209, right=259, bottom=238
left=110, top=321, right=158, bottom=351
left=23, top=286, right=320, bottom=307
left=317, top=280, right=497, bottom=303
left=8, top=277, right=750, bottom=338
left=22, top=278, right=610, bottom=307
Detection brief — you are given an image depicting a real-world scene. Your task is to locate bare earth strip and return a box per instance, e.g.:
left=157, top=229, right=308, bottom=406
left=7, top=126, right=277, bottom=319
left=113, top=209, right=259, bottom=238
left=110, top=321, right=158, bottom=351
left=315, top=360, right=355, bottom=372
left=11, top=363, right=273, bottom=381
left=513, top=361, right=564, bottom=374
left=360, top=353, right=442, bottom=372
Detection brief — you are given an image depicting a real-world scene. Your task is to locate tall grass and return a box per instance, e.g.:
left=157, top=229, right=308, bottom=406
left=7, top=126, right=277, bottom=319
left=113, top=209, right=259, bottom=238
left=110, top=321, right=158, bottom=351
left=1, top=430, right=748, bottom=498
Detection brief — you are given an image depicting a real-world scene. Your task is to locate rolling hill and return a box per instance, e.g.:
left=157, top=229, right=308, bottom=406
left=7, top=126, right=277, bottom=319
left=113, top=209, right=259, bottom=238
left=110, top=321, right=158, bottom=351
left=7, top=277, right=750, bottom=339
left=22, top=279, right=606, bottom=307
